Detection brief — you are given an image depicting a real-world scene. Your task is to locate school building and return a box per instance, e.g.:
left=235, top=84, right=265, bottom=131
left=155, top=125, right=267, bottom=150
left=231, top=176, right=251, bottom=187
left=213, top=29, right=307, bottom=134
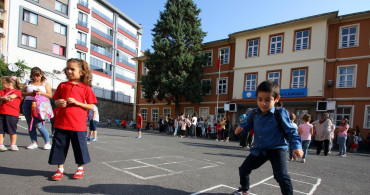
left=2, top=0, right=142, bottom=103
left=135, top=10, right=370, bottom=136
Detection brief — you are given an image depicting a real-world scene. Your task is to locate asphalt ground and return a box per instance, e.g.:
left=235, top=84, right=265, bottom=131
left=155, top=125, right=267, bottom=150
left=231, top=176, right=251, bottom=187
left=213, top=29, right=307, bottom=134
left=0, top=120, right=369, bottom=195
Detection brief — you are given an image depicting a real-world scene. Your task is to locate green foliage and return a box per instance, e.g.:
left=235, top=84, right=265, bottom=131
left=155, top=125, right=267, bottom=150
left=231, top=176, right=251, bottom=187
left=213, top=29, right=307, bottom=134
left=141, top=0, right=209, bottom=115
left=0, top=59, right=31, bottom=89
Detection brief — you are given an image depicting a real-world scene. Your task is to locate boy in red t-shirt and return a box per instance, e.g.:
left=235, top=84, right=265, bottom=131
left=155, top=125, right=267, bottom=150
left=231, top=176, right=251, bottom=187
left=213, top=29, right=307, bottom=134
left=136, top=112, right=143, bottom=138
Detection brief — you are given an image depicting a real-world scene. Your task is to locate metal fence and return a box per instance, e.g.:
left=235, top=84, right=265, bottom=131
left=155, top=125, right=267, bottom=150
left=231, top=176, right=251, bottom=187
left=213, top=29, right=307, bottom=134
left=92, top=86, right=133, bottom=103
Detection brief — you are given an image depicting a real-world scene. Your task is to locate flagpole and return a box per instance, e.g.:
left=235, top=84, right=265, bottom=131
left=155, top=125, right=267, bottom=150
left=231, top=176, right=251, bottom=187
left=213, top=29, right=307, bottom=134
left=216, top=51, right=221, bottom=123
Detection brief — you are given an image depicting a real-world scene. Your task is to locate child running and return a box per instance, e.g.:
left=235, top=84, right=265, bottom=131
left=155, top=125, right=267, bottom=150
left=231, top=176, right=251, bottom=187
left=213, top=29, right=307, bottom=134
left=298, top=114, right=313, bottom=163
left=48, top=58, right=97, bottom=181
left=234, top=80, right=303, bottom=195
left=0, top=76, right=22, bottom=151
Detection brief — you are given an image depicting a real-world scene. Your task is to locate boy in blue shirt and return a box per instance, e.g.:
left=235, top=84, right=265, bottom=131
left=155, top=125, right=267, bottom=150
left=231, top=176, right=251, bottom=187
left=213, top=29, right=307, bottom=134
left=233, top=80, right=303, bottom=195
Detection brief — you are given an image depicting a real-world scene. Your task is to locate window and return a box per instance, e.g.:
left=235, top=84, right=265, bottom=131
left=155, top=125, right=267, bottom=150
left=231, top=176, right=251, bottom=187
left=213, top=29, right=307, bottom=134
left=247, top=38, right=259, bottom=57
left=76, top=51, right=86, bottom=60
left=269, top=35, right=283, bottom=54
left=79, top=0, right=88, bottom=7
left=140, top=108, right=147, bottom=121
left=152, top=108, right=159, bottom=122
left=54, top=22, right=67, bottom=35
left=201, top=79, right=211, bottom=95
left=368, top=64, right=370, bottom=87
left=217, top=78, right=228, bottom=94
left=32, top=0, right=39, bottom=2
left=365, top=105, right=370, bottom=129
left=55, top=1, right=68, bottom=15
left=337, top=66, right=356, bottom=88
left=291, top=68, right=306, bottom=88
left=142, top=63, right=149, bottom=75
left=340, top=25, right=358, bottom=48
left=199, top=108, right=209, bottom=121
left=21, top=34, right=37, bottom=48
left=267, top=71, right=280, bottom=85
left=203, top=51, right=212, bottom=67
left=184, top=107, right=194, bottom=118
left=335, top=106, right=352, bottom=126
left=141, top=89, right=145, bottom=98
left=163, top=108, right=171, bottom=117
left=294, top=29, right=310, bottom=51
left=78, top=12, right=88, bottom=27
left=219, top=47, right=229, bottom=64
left=53, top=44, right=65, bottom=56
left=23, top=10, right=38, bottom=25
left=215, top=107, right=225, bottom=121
left=244, top=73, right=257, bottom=91
left=77, top=31, right=87, bottom=46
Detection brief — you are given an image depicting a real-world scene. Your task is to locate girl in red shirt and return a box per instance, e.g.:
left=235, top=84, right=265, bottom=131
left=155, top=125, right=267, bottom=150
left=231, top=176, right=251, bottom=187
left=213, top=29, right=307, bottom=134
left=0, top=76, right=22, bottom=151
left=49, top=58, right=97, bottom=181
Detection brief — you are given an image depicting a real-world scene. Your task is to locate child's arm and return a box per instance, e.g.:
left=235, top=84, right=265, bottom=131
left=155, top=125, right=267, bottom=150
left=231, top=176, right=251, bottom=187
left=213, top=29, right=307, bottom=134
left=310, top=126, right=314, bottom=136
left=280, top=109, right=302, bottom=150
left=66, top=97, right=94, bottom=110
left=298, top=126, right=302, bottom=136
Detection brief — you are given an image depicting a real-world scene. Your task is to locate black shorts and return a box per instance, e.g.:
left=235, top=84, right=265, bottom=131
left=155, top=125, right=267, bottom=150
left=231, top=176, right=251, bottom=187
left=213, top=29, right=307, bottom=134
left=0, top=114, right=18, bottom=135
left=89, top=120, right=98, bottom=131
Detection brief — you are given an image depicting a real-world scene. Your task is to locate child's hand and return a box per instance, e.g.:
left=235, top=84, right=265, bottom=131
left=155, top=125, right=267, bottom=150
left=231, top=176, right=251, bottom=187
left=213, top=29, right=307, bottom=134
left=234, top=127, right=243, bottom=135
left=55, top=99, right=67, bottom=107
left=293, top=149, right=304, bottom=158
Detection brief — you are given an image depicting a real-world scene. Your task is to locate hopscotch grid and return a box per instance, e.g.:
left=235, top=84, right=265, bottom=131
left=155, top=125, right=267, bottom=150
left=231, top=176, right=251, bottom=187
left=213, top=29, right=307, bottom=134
left=291, top=179, right=316, bottom=185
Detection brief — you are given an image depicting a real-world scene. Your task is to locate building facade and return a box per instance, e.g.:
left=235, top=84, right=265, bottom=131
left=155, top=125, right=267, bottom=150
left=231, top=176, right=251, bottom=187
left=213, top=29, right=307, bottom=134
left=325, top=11, right=370, bottom=136
left=4, top=0, right=142, bottom=103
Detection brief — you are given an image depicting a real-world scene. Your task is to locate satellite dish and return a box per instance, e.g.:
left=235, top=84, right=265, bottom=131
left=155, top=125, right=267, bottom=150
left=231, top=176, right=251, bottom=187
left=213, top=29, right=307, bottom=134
left=8, top=63, right=19, bottom=72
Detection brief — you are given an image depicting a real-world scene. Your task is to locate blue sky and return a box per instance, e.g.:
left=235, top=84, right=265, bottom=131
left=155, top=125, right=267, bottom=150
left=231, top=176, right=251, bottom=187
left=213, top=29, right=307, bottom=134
left=107, top=0, right=369, bottom=52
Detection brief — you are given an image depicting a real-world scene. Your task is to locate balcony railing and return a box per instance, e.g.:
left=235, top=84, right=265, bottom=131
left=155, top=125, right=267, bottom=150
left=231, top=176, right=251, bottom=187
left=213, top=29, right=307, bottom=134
left=90, top=45, right=112, bottom=58
left=117, top=39, right=137, bottom=54
left=118, top=24, right=138, bottom=39
left=90, top=64, right=112, bottom=76
left=92, top=7, right=113, bottom=23
left=117, top=56, right=136, bottom=69
left=77, top=19, right=87, bottom=27
left=76, top=39, right=87, bottom=47
left=116, top=73, right=135, bottom=83
left=291, top=82, right=306, bottom=89
left=78, top=0, right=88, bottom=7
left=91, top=26, right=113, bottom=41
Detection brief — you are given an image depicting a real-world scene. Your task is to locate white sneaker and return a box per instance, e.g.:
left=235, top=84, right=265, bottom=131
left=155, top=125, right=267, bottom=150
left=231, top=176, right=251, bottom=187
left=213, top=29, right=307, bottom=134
left=43, top=143, right=51, bottom=150
left=215, top=139, right=218, bottom=141
left=27, top=143, right=38, bottom=149
left=10, top=145, right=19, bottom=151
left=0, top=145, right=8, bottom=152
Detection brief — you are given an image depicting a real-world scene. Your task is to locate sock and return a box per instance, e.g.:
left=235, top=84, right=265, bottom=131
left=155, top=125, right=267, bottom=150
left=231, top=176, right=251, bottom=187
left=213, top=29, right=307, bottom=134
left=77, top=166, right=84, bottom=170
left=58, top=168, right=64, bottom=173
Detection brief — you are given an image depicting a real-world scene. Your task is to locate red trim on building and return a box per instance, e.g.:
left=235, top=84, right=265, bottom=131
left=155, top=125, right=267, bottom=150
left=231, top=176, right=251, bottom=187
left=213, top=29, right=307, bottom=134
left=117, top=28, right=137, bottom=43
left=76, top=24, right=89, bottom=33
left=91, top=12, right=113, bottom=28
left=116, top=77, right=134, bottom=86
left=91, top=31, right=113, bottom=45
left=90, top=50, right=112, bottom=63
left=92, top=70, right=112, bottom=79
left=117, top=45, right=137, bottom=57
left=77, top=4, right=90, bottom=14
left=75, top=44, right=88, bottom=52
left=117, top=61, right=136, bottom=72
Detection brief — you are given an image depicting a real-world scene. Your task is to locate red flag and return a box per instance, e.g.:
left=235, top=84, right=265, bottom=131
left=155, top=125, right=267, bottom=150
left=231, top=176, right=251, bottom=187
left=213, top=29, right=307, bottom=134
left=216, top=52, right=221, bottom=70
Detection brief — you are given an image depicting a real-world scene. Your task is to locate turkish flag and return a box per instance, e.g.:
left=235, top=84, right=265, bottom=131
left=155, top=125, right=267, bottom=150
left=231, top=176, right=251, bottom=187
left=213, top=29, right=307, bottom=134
left=216, top=52, right=221, bottom=70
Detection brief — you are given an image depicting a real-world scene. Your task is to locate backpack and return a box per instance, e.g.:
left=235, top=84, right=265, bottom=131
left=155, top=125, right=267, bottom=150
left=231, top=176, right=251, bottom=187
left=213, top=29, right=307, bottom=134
left=30, top=94, right=54, bottom=131
left=250, top=108, right=289, bottom=140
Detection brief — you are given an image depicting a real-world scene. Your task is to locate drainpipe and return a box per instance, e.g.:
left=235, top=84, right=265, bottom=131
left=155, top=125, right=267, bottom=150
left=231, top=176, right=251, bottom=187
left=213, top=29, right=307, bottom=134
left=111, top=13, right=118, bottom=101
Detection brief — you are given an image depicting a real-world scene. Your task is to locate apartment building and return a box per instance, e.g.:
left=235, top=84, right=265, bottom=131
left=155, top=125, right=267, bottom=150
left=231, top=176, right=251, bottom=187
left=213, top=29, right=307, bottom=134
left=230, top=12, right=339, bottom=124
left=325, top=11, right=370, bottom=135
left=4, top=0, right=142, bottom=103
left=134, top=39, right=235, bottom=126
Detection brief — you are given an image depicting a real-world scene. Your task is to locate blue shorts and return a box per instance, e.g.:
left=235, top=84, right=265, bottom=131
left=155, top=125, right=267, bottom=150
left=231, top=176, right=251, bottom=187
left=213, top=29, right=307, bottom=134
left=89, top=120, right=98, bottom=131
left=137, top=127, right=142, bottom=132
left=0, top=114, right=18, bottom=135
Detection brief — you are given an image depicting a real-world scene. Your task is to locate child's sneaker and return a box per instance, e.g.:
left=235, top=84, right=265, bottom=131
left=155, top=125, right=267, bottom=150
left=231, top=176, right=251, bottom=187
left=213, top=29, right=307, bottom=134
left=0, top=145, right=8, bottom=152
left=10, top=145, right=19, bottom=151
left=86, top=137, right=90, bottom=141
left=232, top=187, right=249, bottom=195
left=91, top=138, right=98, bottom=142
left=51, top=170, right=63, bottom=181
left=301, top=159, right=306, bottom=163
left=27, top=143, right=38, bottom=149
left=73, top=169, right=85, bottom=179
left=136, top=136, right=141, bottom=139
left=43, top=143, right=51, bottom=150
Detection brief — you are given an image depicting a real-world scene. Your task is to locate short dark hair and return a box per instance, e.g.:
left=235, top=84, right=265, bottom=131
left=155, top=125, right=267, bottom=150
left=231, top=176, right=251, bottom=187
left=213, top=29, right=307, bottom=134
left=275, top=101, right=283, bottom=107
left=256, top=80, right=280, bottom=99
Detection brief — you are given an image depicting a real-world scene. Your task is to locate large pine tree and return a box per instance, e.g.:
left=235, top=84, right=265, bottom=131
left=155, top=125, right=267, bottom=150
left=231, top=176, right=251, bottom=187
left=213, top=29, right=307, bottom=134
left=141, top=0, right=209, bottom=116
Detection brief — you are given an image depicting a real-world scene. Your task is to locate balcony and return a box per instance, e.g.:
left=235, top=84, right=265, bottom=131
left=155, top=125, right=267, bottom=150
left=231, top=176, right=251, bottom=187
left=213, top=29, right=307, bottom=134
left=92, top=8, right=113, bottom=23
left=118, top=24, right=138, bottom=39
left=90, top=64, right=111, bottom=76
left=77, top=19, right=87, bottom=28
left=116, top=73, right=134, bottom=83
left=117, top=56, right=136, bottom=69
left=90, top=45, right=112, bottom=58
left=78, top=0, right=88, bottom=8
left=117, top=39, right=137, bottom=55
left=76, top=39, right=86, bottom=47
left=91, top=26, right=113, bottom=41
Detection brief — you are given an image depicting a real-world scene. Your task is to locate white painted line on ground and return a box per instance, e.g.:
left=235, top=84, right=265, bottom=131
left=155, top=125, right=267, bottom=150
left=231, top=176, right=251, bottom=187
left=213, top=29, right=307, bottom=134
left=17, top=124, right=28, bottom=130
left=291, top=179, right=315, bottom=185
left=190, top=184, right=237, bottom=195
left=250, top=175, right=274, bottom=188
left=308, top=177, right=321, bottom=195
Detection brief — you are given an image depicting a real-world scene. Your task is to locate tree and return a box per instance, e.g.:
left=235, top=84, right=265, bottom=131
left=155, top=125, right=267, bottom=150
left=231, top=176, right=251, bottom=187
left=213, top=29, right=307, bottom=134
left=0, top=59, right=31, bottom=89
left=141, top=0, right=210, bottom=117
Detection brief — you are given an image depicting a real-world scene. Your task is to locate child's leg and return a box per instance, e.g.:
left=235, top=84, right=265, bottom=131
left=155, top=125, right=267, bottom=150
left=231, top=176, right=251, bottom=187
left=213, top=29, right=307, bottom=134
left=71, top=131, right=91, bottom=165
left=48, top=129, right=71, bottom=165
left=10, top=134, right=17, bottom=145
left=0, top=133, right=4, bottom=145
left=239, top=153, right=268, bottom=191
left=268, top=149, right=293, bottom=195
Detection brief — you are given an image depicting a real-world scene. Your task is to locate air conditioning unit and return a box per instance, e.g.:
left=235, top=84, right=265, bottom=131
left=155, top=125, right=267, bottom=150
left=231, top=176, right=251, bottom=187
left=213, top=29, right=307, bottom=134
left=229, top=103, right=237, bottom=112
left=224, top=103, right=230, bottom=111
left=316, top=101, right=328, bottom=112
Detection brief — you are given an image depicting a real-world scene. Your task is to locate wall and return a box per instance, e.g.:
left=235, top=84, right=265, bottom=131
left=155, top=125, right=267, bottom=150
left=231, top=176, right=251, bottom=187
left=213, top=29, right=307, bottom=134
left=96, top=97, right=133, bottom=121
